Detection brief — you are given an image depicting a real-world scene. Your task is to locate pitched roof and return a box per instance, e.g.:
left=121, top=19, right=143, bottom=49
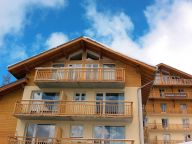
left=0, top=78, right=27, bottom=96
left=157, top=63, right=192, bottom=78
left=8, top=37, right=157, bottom=103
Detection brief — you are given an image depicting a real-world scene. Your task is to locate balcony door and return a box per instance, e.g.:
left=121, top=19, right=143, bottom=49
left=31, top=92, right=59, bottom=113
left=52, top=63, right=65, bottom=80
left=68, top=64, right=82, bottom=80
left=25, top=124, right=55, bottom=143
left=94, top=126, right=125, bottom=144
left=86, top=64, right=99, bottom=80
left=96, top=93, right=124, bottom=115
left=103, top=64, right=115, bottom=80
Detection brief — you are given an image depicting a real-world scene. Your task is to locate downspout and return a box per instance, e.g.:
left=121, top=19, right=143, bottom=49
left=137, top=80, right=155, bottom=144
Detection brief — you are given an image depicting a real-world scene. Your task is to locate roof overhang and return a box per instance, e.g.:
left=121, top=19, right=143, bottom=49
left=0, top=78, right=27, bottom=96
left=157, top=63, right=192, bottom=78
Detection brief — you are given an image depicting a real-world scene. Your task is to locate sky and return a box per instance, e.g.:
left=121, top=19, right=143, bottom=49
left=1, top=0, right=192, bottom=84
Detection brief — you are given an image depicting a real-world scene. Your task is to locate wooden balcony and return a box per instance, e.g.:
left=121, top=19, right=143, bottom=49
left=13, top=100, right=133, bottom=121
left=145, top=107, right=192, bottom=115
left=34, top=67, right=125, bottom=88
left=146, top=123, right=192, bottom=131
left=154, top=76, right=192, bottom=86
left=8, top=136, right=135, bottom=144
left=148, top=140, right=183, bottom=144
left=149, top=92, right=192, bottom=100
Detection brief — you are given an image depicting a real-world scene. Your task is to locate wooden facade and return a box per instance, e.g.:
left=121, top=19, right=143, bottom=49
left=0, top=80, right=26, bottom=144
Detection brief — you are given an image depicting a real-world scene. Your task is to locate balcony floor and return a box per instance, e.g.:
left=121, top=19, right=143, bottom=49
left=35, top=81, right=125, bottom=88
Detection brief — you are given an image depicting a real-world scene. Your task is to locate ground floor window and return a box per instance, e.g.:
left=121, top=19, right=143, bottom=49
left=94, top=126, right=125, bottom=139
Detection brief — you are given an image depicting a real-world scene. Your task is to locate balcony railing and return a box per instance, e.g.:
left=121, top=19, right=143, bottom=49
left=13, top=100, right=133, bottom=120
left=146, top=123, right=192, bottom=131
left=35, top=67, right=125, bottom=82
left=154, top=76, right=192, bottom=86
left=145, top=106, right=192, bottom=115
left=149, top=92, right=192, bottom=99
left=148, top=140, right=184, bottom=144
left=8, top=136, right=135, bottom=144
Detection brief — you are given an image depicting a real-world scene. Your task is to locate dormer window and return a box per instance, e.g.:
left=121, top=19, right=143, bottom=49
left=69, top=51, right=83, bottom=60
left=86, top=50, right=99, bottom=60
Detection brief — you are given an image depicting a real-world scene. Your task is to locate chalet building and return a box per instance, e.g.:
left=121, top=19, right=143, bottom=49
left=0, top=37, right=156, bottom=144
left=144, top=63, right=192, bottom=143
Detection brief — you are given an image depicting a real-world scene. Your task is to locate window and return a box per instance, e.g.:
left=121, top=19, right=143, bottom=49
left=68, top=64, right=82, bottom=80
left=180, top=104, right=187, bottom=112
left=178, top=89, right=186, bottom=97
left=162, top=118, right=168, bottom=128
left=86, top=64, right=99, bottom=80
left=185, top=134, right=191, bottom=142
left=86, top=51, right=99, bottom=60
left=159, top=88, right=165, bottom=97
left=96, top=93, right=124, bottom=114
left=69, top=51, right=83, bottom=60
left=183, top=118, right=189, bottom=128
left=31, top=92, right=59, bottom=112
left=163, top=134, right=170, bottom=143
left=52, top=63, right=64, bottom=67
left=26, top=124, right=55, bottom=142
left=94, top=126, right=125, bottom=139
left=103, top=64, right=115, bottom=80
left=74, top=93, right=86, bottom=101
left=70, top=125, right=84, bottom=138
left=161, top=103, right=167, bottom=112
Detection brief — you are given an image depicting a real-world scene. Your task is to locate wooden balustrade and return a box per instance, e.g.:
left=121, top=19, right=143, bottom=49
left=154, top=76, right=192, bottom=86
left=148, top=140, right=184, bottom=144
left=8, top=136, right=134, bottom=144
left=34, top=67, right=125, bottom=82
left=146, top=123, right=192, bottom=131
left=13, top=100, right=133, bottom=119
left=149, top=92, right=192, bottom=99
left=145, top=106, right=192, bottom=114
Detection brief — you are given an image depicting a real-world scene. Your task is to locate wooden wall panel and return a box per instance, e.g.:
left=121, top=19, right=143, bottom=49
left=0, top=89, right=23, bottom=144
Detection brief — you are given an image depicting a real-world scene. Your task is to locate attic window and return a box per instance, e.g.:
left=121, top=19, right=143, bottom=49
left=69, top=51, right=83, bottom=60
left=86, top=51, right=99, bottom=60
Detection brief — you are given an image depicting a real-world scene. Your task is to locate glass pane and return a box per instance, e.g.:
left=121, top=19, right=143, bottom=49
left=42, top=93, right=59, bottom=100
left=106, top=93, right=124, bottom=114
left=52, top=63, right=64, bottom=67
left=36, top=125, right=55, bottom=138
left=71, top=125, right=84, bottom=138
left=26, top=124, right=36, bottom=137
left=96, top=93, right=104, bottom=113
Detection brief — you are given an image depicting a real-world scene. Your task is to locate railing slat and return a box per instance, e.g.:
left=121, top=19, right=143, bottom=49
left=14, top=100, right=133, bottom=118
left=35, top=67, right=125, bottom=82
left=8, top=136, right=134, bottom=144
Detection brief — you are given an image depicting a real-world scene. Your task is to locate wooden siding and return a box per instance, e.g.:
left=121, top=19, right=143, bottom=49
left=0, top=89, right=23, bottom=144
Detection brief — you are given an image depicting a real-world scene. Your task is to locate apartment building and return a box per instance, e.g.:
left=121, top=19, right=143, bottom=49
left=1, top=37, right=156, bottom=144
left=144, top=63, right=192, bottom=144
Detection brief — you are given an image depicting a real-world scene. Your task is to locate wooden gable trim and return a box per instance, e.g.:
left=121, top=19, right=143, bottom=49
left=157, top=63, right=192, bottom=78
left=0, top=78, right=27, bottom=96
left=8, top=37, right=156, bottom=79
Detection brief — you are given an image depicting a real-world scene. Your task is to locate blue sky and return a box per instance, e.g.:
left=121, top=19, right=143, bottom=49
left=1, top=0, right=192, bottom=85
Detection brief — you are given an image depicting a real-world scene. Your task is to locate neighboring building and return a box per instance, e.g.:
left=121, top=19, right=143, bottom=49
left=144, top=63, right=192, bottom=144
left=0, top=79, right=27, bottom=143
left=1, top=37, right=156, bottom=144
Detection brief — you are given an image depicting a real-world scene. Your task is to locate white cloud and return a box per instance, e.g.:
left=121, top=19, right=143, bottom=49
left=45, top=32, right=69, bottom=49
left=85, top=0, right=192, bottom=74
left=0, top=0, right=66, bottom=47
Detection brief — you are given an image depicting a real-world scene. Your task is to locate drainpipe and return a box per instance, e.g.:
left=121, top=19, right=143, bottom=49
left=137, top=80, right=154, bottom=144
